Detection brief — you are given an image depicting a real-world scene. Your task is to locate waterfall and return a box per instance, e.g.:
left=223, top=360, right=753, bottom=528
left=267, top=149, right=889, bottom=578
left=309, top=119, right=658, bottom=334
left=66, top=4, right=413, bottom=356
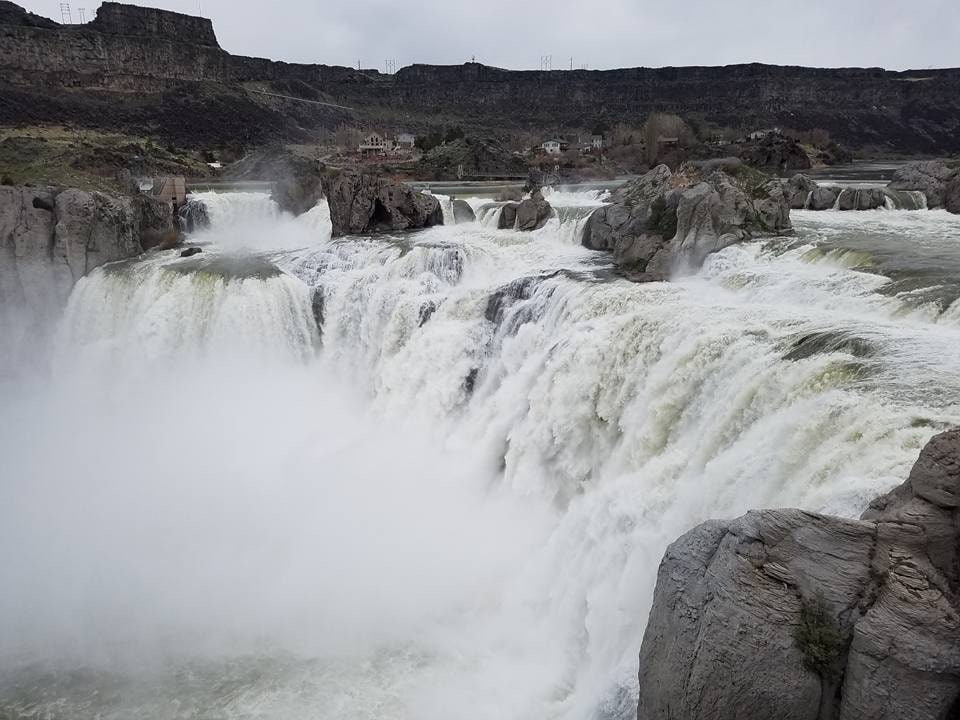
left=56, top=252, right=319, bottom=370
left=428, top=192, right=457, bottom=225
left=3, top=188, right=960, bottom=720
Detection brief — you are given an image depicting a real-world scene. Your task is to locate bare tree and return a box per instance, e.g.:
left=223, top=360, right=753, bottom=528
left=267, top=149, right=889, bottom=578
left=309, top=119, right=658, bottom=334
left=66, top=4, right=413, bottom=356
left=642, top=113, right=694, bottom=164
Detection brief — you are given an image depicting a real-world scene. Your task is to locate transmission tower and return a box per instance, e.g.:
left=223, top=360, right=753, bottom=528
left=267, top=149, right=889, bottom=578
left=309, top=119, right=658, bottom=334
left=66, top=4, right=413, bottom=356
left=59, top=3, right=72, bottom=23
left=385, top=59, right=396, bottom=74
left=540, top=55, right=552, bottom=71
left=77, top=7, right=85, bottom=22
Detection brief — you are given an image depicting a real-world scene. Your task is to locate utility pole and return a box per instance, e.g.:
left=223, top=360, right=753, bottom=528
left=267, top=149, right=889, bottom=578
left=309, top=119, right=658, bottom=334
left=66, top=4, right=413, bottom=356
left=570, top=57, right=573, bottom=71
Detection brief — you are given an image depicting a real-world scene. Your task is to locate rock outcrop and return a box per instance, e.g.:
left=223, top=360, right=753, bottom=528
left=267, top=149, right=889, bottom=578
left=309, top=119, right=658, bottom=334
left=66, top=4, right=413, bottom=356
left=177, top=198, right=211, bottom=234
left=738, top=133, right=812, bottom=172
left=888, top=160, right=959, bottom=210
left=637, top=428, right=960, bottom=720
left=321, top=172, right=442, bottom=236
left=0, top=184, right=177, bottom=356
left=786, top=174, right=818, bottom=209
left=514, top=190, right=552, bottom=231
left=451, top=198, right=476, bottom=224
left=786, top=174, right=936, bottom=212
left=582, top=162, right=791, bottom=280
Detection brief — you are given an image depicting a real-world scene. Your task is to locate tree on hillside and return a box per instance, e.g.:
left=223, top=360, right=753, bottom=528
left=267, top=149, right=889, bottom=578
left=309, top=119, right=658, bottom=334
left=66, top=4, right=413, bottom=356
left=642, top=113, right=694, bottom=164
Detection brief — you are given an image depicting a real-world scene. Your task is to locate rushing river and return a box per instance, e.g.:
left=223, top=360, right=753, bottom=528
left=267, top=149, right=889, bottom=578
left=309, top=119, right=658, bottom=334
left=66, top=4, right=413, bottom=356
left=1, top=189, right=959, bottom=719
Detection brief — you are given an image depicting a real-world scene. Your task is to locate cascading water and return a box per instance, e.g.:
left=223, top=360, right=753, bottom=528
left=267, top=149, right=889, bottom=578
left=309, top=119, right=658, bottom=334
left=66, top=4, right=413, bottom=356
left=2, top=190, right=959, bottom=720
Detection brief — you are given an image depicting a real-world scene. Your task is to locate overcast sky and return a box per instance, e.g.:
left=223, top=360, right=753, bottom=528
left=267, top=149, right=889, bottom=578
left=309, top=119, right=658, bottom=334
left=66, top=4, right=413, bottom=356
left=19, top=0, right=960, bottom=71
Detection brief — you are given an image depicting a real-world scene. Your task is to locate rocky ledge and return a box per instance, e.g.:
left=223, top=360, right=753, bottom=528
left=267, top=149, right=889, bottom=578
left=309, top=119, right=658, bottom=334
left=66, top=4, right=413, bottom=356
left=784, top=160, right=960, bottom=213
left=321, top=171, right=443, bottom=237
left=1, top=185, right=177, bottom=322
left=638, top=428, right=960, bottom=720
left=887, top=160, right=960, bottom=213
left=497, top=189, right=553, bottom=231
left=582, top=160, right=791, bottom=281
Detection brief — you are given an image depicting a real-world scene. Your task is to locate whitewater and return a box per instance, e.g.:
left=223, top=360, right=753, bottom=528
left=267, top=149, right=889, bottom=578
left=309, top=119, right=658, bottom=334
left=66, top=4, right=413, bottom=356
left=2, top=189, right=959, bottom=719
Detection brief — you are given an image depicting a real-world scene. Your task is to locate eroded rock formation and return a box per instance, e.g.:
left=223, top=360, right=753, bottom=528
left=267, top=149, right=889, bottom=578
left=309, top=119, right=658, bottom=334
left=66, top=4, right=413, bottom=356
left=637, top=428, right=960, bottom=720
left=321, top=171, right=442, bottom=236
left=0, top=184, right=177, bottom=354
left=582, top=162, right=790, bottom=280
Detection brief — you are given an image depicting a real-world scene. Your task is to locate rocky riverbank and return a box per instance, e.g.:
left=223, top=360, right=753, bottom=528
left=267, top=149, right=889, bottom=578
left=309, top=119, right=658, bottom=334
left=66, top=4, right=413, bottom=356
left=582, top=160, right=791, bottom=280
left=637, top=428, right=960, bottom=720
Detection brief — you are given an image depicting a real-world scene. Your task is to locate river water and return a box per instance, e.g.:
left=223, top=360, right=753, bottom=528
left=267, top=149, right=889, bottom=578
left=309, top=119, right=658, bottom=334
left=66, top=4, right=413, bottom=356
left=1, top=189, right=958, bottom=719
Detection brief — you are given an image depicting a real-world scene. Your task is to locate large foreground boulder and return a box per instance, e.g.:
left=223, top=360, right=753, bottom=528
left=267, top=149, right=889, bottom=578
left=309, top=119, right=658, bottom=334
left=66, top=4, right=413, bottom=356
left=582, top=163, right=791, bottom=279
left=637, top=428, right=960, bottom=720
left=888, top=160, right=959, bottom=210
left=322, top=172, right=443, bottom=236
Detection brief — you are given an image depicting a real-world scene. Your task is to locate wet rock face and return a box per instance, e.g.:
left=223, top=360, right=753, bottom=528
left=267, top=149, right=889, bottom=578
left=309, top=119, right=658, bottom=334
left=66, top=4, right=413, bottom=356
left=1, top=184, right=174, bottom=345
left=177, top=198, right=210, bottom=234
left=888, top=160, right=959, bottom=209
left=322, top=172, right=442, bottom=237
left=451, top=199, right=476, bottom=224
left=637, top=428, right=960, bottom=720
left=786, top=174, right=818, bottom=209
left=582, top=163, right=791, bottom=280
left=514, top=190, right=552, bottom=231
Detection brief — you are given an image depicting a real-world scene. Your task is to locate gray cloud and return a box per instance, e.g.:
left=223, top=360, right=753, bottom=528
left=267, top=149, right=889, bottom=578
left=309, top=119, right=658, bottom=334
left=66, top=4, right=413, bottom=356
left=21, top=0, right=960, bottom=70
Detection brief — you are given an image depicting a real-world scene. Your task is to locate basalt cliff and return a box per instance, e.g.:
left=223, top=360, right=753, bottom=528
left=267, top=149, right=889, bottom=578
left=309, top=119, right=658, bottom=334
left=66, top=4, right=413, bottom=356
left=2, top=1, right=960, bottom=153
left=638, top=428, right=960, bottom=720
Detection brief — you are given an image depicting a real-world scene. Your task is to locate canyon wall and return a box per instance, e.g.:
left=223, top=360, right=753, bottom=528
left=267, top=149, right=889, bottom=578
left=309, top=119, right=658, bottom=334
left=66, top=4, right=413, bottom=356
left=1, top=1, right=959, bottom=152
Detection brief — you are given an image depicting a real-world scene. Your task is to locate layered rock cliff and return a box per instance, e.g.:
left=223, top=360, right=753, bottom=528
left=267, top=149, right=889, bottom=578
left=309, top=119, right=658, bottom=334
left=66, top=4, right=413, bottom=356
left=2, top=2, right=960, bottom=153
left=637, top=428, right=960, bottom=720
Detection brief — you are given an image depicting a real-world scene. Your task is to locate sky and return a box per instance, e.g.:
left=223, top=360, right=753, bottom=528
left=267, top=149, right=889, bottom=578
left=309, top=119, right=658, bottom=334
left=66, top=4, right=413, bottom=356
left=19, top=0, right=960, bottom=71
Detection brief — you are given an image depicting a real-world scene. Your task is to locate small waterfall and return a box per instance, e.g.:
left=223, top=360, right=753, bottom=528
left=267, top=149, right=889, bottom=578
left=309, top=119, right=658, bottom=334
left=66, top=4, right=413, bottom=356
left=431, top=193, right=457, bottom=225
left=56, top=254, right=319, bottom=370
left=477, top=203, right=506, bottom=228
left=883, top=189, right=928, bottom=211
left=832, top=189, right=845, bottom=210
left=546, top=206, right=598, bottom=244
left=190, top=191, right=281, bottom=228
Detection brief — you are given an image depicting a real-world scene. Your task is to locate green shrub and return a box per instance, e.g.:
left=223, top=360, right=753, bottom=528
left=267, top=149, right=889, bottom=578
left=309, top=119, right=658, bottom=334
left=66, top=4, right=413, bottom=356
left=795, top=595, right=843, bottom=681
left=648, top=195, right=678, bottom=239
